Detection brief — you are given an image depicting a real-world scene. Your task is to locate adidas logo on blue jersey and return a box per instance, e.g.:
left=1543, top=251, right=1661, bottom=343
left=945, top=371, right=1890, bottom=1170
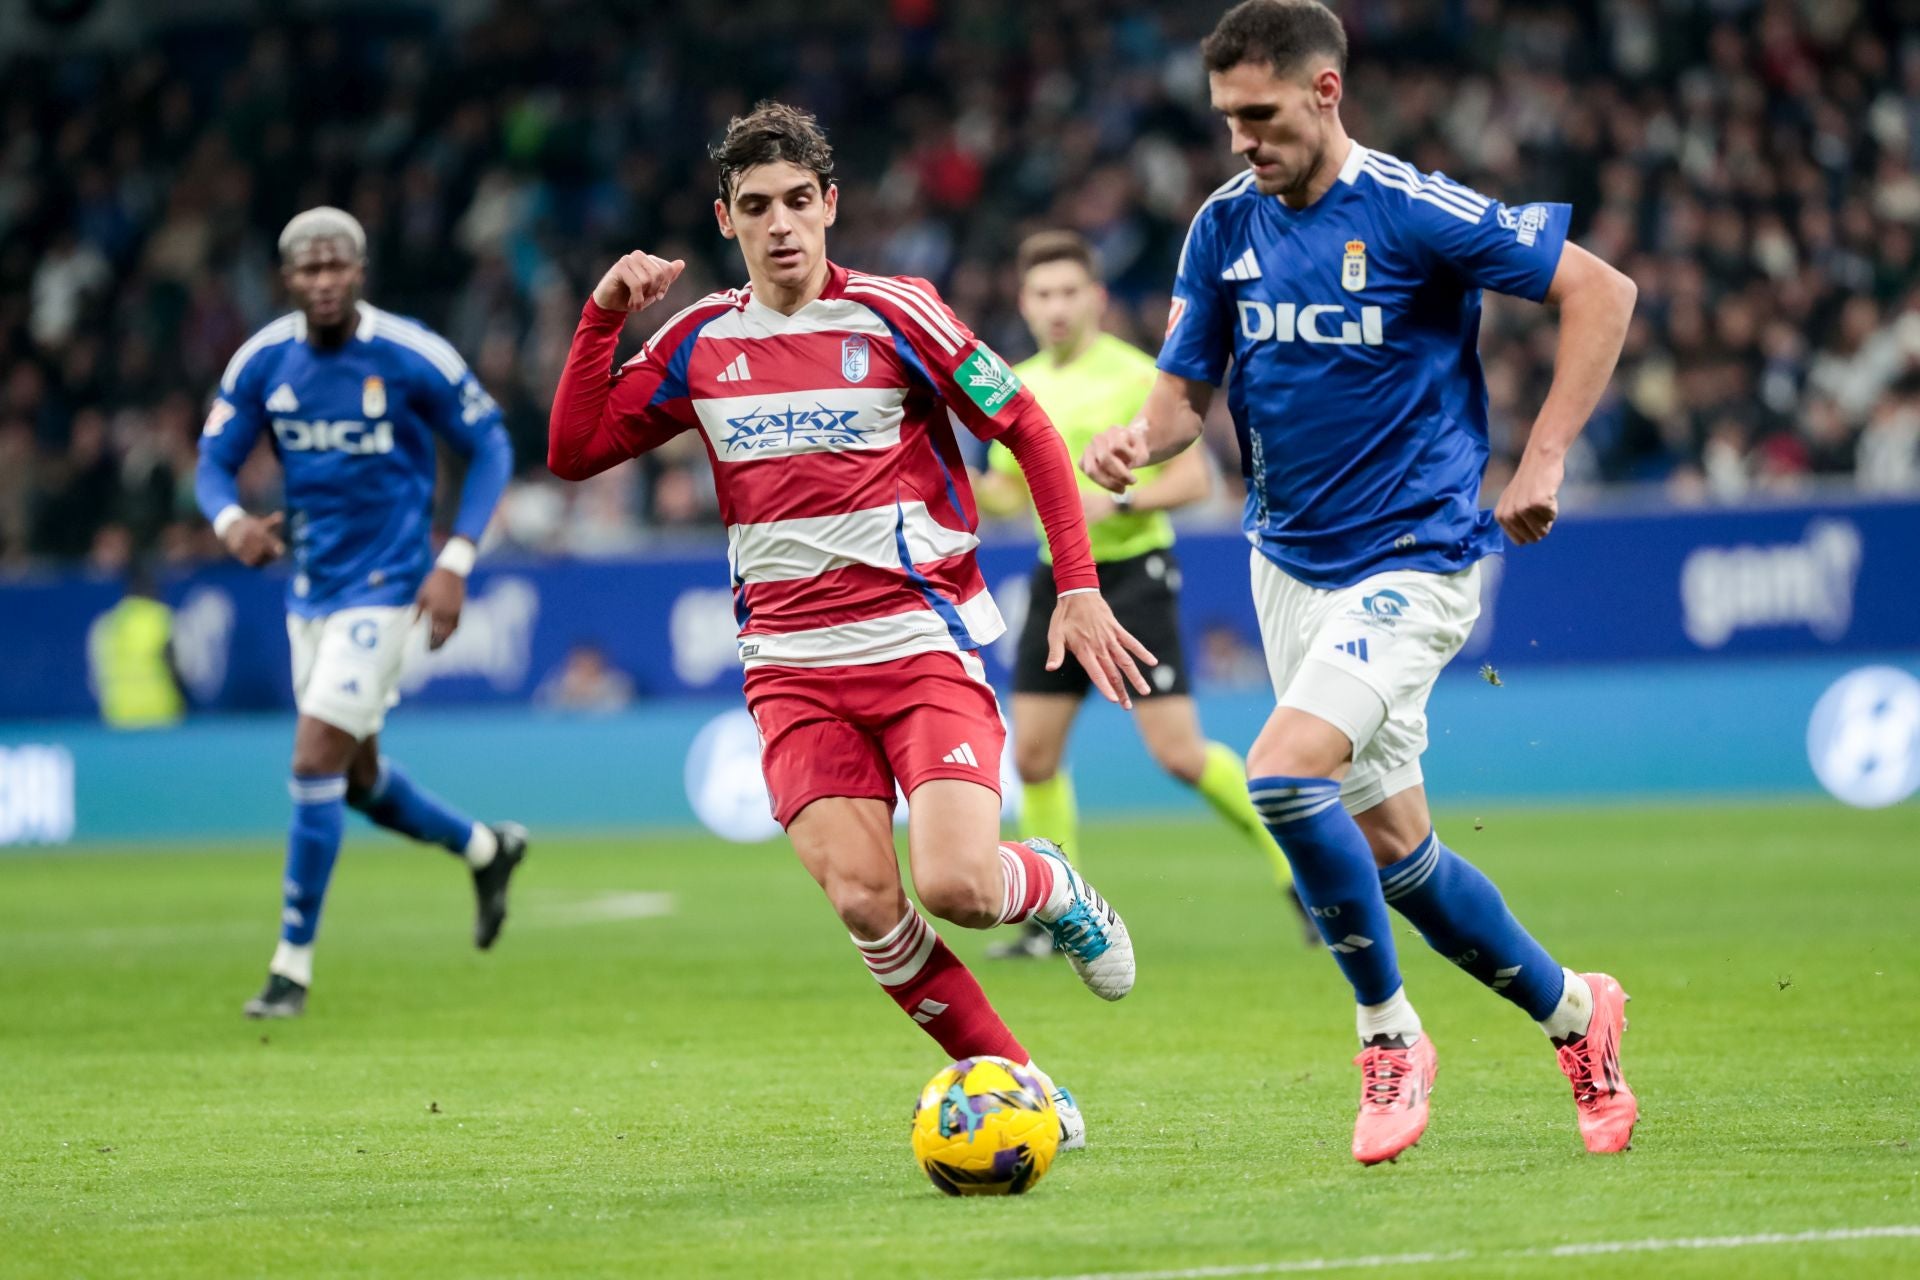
left=1332, top=638, right=1370, bottom=662
left=1220, top=247, right=1262, bottom=281
left=266, top=384, right=300, bottom=413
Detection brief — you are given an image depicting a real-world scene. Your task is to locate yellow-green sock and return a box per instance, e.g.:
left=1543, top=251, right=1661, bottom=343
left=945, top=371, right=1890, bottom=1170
left=1020, top=773, right=1080, bottom=866
left=1196, top=741, right=1294, bottom=888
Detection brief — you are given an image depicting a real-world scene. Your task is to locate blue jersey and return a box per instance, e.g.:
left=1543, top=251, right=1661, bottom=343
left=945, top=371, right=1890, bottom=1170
left=1158, top=143, right=1571, bottom=589
left=196, top=302, right=513, bottom=616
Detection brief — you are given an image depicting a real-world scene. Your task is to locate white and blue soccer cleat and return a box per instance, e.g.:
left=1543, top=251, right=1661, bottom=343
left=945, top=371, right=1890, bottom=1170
left=1026, top=1061, right=1087, bottom=1152
left=1025, top=837, right=1135, bottom=1001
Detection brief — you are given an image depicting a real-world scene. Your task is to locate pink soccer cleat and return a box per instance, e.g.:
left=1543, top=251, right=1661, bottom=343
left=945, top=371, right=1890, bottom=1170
left=1351, top=1034, right=1437, bottom=1165
left=1555, top=971, right=1638, bottom=1153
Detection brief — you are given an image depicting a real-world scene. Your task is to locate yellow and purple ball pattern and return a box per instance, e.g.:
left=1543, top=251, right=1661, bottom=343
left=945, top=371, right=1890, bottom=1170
left=910, top=1056, right=1060, bottom=1196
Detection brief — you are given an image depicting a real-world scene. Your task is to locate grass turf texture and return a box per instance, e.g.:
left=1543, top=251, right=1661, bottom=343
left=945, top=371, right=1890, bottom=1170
left=2, top=804, right=1916, bottom=1279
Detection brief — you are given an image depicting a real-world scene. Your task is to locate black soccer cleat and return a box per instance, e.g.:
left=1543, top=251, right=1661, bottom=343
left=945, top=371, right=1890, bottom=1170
left=471, top=821, right=528, bottom=950
left=243, top=973, right=308, bottom=1019
left=985, top=919, right=1057, bottom=961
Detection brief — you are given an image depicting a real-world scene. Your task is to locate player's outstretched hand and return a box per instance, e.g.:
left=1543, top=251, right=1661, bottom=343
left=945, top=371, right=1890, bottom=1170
left=415, top=568, right=466, bottom=651
left=1496, top=453, right=1564, bottom=545
left=1047, top=590, right=1157, bottom=710
left=1080, top=423, right=1149, bottom=494
left=592, top=252, right=687, bottom=313
left=222, top=511, right=285, bottom=567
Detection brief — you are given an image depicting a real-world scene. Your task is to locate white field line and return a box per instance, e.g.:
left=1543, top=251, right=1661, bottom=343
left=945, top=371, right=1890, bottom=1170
left=529, top=890, right=676, bottom=925
left=0, top=893, right=677, bottom=950
left=1008, top=1226, right=1920, bottom=1280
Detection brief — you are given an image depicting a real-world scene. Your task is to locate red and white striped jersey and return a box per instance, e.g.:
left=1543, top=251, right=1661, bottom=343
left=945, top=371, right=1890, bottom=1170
left=550, top=261, right=1097, bottom=671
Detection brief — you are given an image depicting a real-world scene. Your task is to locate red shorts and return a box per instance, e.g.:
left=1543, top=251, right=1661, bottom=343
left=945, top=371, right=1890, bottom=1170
left=744, top=650, right=1005, bottom=828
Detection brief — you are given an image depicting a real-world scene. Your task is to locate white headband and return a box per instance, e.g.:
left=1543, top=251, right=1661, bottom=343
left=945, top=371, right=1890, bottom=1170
left=278, top=206, right=367, bottom=262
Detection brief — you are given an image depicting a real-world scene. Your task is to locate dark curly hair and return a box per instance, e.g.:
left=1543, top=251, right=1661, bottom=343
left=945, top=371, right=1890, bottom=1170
left=710, top=100, right=836, bottom=204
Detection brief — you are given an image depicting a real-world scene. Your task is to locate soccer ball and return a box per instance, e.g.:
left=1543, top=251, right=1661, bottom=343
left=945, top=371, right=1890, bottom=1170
left=910, top=1056, right=1060, bottom=1196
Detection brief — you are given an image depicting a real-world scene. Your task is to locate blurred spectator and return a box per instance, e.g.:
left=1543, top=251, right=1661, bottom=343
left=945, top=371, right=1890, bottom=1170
left=1, top=0, right=1917, bottom=570
left=533, top=643, right=636, bottom=715
left=1196, top=621, right=1269, bottom=692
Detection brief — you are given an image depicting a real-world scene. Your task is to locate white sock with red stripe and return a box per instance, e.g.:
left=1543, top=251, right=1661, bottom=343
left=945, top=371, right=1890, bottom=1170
left=853, top=907, right=1028, bottom=1062
left=995, top=841, right=1067, bottom=925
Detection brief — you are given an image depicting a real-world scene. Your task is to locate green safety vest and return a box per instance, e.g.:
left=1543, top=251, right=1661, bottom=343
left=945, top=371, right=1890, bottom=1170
left=88, top=597, right=185, bottom=729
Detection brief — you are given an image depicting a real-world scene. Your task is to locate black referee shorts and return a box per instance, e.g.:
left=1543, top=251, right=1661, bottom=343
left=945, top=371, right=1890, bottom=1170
left=1013, top=548, right=1191, bottom=699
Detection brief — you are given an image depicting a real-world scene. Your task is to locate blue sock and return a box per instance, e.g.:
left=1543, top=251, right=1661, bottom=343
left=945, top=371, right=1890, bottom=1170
left=1248, top=776, right=1403, bottom=1005
left=351, top=757, right=474, bottom=856
left=1381, top=831, right=1565, bottom=1020
left=282, top=775, right=347, bottom=945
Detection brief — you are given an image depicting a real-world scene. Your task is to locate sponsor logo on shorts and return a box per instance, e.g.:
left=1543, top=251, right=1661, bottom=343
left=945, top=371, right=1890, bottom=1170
left=941, top=742, right=980, bottom=768
left=1362, top=590, right=1409, bottom=619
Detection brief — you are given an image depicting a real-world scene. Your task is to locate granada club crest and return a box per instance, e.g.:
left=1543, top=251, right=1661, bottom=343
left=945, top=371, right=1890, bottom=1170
left=841, top=334, right=870, bottom=383
left=362, top=375, right=387, bottom=418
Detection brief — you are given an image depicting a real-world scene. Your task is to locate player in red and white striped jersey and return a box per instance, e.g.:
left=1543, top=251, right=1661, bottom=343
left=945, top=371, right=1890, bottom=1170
left=548, top=102, right=1155, bottom=1148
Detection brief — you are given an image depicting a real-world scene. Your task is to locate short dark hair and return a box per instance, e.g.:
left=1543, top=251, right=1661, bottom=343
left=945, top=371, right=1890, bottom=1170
left=1201, top=0, right=1349, bottom=78
left=710, top=100, right=835, bottom=204
left=1016, top=230, right=1098, bottom=280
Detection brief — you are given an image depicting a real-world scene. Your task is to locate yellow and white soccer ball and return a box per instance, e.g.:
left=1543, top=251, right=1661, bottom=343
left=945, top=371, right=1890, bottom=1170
left=910, top=1056, right=1059, bottom=1196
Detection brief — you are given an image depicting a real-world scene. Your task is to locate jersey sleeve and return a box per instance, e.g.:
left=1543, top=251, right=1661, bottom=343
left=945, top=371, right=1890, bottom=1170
left=844, top=274, right=1043, bottom=443
left=1405, top=178, right=1572, bottom=302
left=193, top=358, right=270, bottom=524
left=1156, top=203, right=1234, bottom=385
left=407, top=344, right=514, bottom=544
left=548, top=299, right=700, bottom=480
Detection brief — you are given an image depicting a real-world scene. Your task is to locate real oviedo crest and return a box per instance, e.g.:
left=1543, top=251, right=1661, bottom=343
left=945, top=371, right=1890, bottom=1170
left=1341, top=241, right=1367, bottom=293
left=841, top=334, right=870, bottom=384
left=362, top=375, right=387, bottom=418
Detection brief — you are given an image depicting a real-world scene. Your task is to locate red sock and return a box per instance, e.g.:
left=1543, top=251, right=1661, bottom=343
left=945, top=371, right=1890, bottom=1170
left=994, top=841, right=1057, bottom=925
left=854, top=908, right=1028, bottom=1062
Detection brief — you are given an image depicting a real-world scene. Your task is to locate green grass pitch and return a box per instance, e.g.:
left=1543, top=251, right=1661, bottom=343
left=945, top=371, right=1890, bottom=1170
left=3, top=803, right=1917, bottom=1278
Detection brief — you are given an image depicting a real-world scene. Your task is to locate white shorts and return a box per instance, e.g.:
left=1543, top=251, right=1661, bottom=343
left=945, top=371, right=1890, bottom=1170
left=287, top=606, right=416, bottom=741
left=1250, top=551, right=1483, bottom=815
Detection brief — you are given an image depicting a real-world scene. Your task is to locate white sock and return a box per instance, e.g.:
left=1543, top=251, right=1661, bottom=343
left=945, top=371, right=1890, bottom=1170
left=1538, top=968, right=1594, bottom=1041
left=1356, top=986, right=1423, bottom=1045
left=270, top=940, right=314, bottom=988
left=464, top=823, right=499, bottom=869
left=1031, top=845, right=1073, bottom=919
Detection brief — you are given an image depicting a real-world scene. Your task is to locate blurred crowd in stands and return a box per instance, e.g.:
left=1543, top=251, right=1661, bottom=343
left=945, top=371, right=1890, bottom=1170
left=2, top=0, right=1918, bottom=570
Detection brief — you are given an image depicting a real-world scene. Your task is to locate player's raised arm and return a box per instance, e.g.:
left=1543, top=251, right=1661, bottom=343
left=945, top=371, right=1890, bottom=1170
left=547, top=252, right=693, bottom=481
left=1398, top=182, right=1636, bottom=546
left=1496, top=243, right=1637, bottom=545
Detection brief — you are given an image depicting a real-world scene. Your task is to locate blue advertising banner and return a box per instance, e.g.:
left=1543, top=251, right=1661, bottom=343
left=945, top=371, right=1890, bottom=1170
left=2, top=496, right=1915, bottom=721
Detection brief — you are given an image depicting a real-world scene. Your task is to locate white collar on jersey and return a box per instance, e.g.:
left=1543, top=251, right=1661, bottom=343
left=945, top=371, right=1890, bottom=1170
left=291, top=300, right=378, bottom=343
left=1335, top=140, right=1370, bottom=186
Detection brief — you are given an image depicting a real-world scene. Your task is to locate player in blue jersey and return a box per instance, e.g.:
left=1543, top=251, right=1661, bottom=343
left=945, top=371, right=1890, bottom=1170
left=196, top=207, right=525, bottom=1019
left=1085, top=0, right=1642, bottom=1163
